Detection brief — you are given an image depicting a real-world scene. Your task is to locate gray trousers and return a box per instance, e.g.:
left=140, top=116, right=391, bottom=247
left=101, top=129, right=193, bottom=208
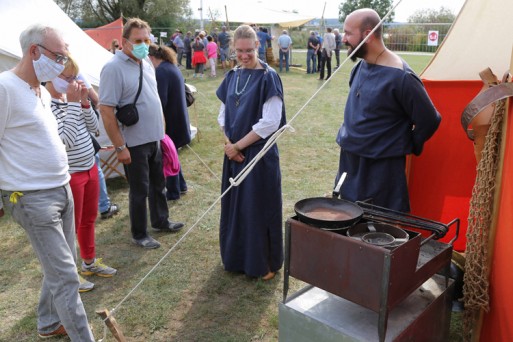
left=2, top=185, right=94, bottom=341
left=125, top=141, right=169, bottom=239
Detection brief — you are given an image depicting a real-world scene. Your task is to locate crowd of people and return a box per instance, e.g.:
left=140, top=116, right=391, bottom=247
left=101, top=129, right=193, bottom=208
left=0, top=8, right=441, bottom=339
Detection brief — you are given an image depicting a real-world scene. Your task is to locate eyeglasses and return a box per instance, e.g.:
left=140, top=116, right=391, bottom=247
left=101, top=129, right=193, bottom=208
left=59, top=74, right=77, bottom=82
left=37, top=44, right=69, bottom=64
left=128, top=38, right=151, bottom=45
left=235, top=49, right=255, bottom=55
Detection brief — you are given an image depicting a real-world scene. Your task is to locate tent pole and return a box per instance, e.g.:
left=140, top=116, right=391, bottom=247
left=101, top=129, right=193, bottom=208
left=225, top=5, right=230, bottom=30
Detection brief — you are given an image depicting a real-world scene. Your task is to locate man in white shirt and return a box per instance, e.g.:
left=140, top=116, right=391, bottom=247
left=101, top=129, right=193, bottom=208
left=0, top=24, right=93, bottom=340
left=320, top=27, right=336, bottom=80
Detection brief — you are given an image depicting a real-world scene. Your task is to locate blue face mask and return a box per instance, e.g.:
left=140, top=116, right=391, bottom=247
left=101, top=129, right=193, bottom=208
left=131, top=43, right=149, bottom=60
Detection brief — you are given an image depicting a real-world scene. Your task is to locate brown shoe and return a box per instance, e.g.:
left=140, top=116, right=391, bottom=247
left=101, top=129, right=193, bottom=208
left=38, top=325, right=67, bottom=339
left=262, top=271, right=276, bottom=281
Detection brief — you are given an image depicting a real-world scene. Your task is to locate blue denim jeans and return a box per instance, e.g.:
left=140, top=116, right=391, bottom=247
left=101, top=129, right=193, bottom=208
left=279, top=49, right=289, bottom=72
left=306, top=49, right=317, bottom=73
left=2, top=185, right=94, bottom=341
left=96, top=154, right=110, bottom=213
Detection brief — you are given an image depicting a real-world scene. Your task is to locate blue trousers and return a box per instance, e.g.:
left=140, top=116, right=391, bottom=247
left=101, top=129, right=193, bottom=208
left=279, top=49, right=289, bottom=72
left=2, top=185, right=94, bottom=341
left=306, top=49, right=317, bottom=73
left=95, top=154, right=111, bottom=213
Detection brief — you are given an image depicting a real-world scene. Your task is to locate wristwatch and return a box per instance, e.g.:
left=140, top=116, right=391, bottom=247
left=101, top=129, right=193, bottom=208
left=115, top=144, right=126, bottom=153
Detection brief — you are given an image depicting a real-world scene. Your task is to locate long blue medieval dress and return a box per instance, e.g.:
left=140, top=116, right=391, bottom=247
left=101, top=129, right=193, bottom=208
left=216, top=63, right=286, bottom=278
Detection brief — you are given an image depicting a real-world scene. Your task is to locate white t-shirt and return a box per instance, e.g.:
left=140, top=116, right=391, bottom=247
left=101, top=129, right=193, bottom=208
left=0, top=71, right=70, bottom=191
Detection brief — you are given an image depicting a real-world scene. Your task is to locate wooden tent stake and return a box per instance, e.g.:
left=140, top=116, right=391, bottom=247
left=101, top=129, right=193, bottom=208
left=96, top=308, right=127, bottom=342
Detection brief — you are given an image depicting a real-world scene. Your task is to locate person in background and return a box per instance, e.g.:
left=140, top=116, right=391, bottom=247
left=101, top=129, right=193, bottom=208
left=306, top=31, right=319, bottom=74
left=110, top=38, right=120, bottom=54
left=319, top=27, right=336, bottom=81
left=206, top=35, right=218, bottom=77
left=316, top=31, right=323, bottom=72
left=277, top=29, right=292, bottom=72
left=0, top=23, right=93, bottom=340
left=46, top=56, right=117, bottom=292
left=216, top=24, right=286, bottom=281
left=184, top=31, right=193, bottom=70
left=217, top=26, right=231, bottom=71
left=333, top=28, right=342, bottom=69
left=336, top=8, right=441, bottom=212
left=99, top=18, right=184, bottom=249
left=173, top=29, right=184, bottom=66
left=148, top=44, right=191, bottom=200
left=256, top=27, right=268, bottom=62
left=192, top=34, right=207, bottom=78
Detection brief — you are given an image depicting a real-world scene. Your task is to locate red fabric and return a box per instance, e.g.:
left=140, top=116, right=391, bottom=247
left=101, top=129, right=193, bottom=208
left=69, top=166, right=99, bottom=260
left=161, top=135, right=180, bottom=177
left=84, top=18, right=123, bottom=51
left=480, top=102, right=513, bottom=341
left=192, top=51, right=207, bottom=66
left=408, top=80, right=482, bottom=251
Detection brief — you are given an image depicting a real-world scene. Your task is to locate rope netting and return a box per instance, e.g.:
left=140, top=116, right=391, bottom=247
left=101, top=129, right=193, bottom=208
left=462, top=98, right=507, bottom=340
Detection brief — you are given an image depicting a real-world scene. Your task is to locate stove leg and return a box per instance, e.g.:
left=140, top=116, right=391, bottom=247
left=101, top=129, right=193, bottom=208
left=283, top=221, right=291, bottom=302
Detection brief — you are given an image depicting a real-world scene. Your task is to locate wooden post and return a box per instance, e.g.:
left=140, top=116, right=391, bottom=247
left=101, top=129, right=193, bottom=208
left=96, top=308, right=127, bottom=342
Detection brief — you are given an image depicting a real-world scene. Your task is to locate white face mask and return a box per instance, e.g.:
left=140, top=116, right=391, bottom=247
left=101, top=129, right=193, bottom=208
left=33, top=53, right=65, bottom=82
left=51, top=76, right=69, bottom=94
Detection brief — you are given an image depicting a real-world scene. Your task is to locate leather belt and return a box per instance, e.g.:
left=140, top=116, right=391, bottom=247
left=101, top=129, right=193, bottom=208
left=461, top=70, right=512, bottom=140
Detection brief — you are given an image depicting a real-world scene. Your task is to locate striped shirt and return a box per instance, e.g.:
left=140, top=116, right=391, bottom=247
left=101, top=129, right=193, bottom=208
left=51, top=100, right=99, bottom=173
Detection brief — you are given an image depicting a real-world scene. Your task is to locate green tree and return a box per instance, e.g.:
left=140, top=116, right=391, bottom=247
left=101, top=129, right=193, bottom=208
left=407, top=7, right=456, bottom=24
left=54, top=0, right=192, bottom=29
left=338, top=0, right=394, bottom=24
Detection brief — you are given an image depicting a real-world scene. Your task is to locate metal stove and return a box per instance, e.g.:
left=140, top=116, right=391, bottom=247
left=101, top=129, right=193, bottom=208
left=282, top=202, right=460, bottom=342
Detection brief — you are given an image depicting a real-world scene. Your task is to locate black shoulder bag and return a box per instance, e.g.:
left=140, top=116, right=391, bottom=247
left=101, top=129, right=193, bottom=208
left=116, top=62, right=143, bottom=126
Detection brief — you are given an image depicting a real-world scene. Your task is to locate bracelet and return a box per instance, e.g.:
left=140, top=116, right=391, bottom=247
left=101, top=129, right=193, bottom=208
left=81, top=102, right=91, bottom=109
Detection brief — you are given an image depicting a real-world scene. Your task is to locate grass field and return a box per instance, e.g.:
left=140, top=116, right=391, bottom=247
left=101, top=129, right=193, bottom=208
left=0, top=52, right=463, bottom=341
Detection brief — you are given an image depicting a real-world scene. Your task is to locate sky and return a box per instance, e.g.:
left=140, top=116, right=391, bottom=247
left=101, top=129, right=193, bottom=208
left=188, top=0, right=466, bottom=23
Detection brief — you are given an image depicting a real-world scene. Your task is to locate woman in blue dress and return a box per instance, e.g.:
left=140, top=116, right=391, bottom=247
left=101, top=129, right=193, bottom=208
left=216, top=25, right=286, bottom=280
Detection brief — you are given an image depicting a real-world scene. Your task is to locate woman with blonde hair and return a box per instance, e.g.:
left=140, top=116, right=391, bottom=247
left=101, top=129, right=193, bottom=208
left=216, top=25, right=286, bottom=280
left=46, top=56, right=117, bottom=292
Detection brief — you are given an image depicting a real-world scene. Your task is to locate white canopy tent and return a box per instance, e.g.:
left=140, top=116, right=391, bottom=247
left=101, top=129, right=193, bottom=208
left=421, top=0, right=513, bottom=80
left=0, top=0, right=113, bottom=86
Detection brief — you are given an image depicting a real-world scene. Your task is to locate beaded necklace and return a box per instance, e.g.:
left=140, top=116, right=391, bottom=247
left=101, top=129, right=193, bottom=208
left=234, top=70, right=252, bottom=107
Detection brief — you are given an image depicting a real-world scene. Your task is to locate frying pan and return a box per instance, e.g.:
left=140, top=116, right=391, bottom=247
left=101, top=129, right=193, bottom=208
left=294, top=173, right=363, bottom=229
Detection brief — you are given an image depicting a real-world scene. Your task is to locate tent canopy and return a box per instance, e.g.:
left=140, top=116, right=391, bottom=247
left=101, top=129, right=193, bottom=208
left=223, top=3, right=314, bottom=27
left=0, top=0, right=113, bottom=87
left=421, top=0, right=513, bottom=80
left=84, top=18, right=123, bottom=51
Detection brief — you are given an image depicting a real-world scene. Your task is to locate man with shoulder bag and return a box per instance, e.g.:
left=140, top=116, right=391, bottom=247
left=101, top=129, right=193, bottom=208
left=99, top=18, right=184, bottom=249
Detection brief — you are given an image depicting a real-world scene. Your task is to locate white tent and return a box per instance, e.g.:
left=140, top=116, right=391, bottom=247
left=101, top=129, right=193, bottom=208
left=421, top=0, right=513, bottom=80
left=407, top=0, right=513, bottom=340
left=223, top=3, right=314, bottom=27
left=0, top=0, right=113, bottom=86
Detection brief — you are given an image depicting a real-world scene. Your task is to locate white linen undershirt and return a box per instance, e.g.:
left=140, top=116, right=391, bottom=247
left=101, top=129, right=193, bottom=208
left=217, top=95, right=282, bottom=139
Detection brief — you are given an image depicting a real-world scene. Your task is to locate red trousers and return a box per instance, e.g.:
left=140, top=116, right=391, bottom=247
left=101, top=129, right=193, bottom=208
left=69, top=165, right=99, bottom=260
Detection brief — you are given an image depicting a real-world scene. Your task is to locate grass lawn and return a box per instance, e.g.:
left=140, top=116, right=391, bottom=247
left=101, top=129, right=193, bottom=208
left=0, top=52, right=463, bottom=341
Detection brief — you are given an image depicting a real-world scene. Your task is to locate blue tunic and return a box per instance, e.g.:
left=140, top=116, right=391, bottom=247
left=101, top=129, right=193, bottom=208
left=335, top=60, right=441, bottom=212
left=216, top=63, right=286, bottom=277
left=155, top=61, right=191, bottom=148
